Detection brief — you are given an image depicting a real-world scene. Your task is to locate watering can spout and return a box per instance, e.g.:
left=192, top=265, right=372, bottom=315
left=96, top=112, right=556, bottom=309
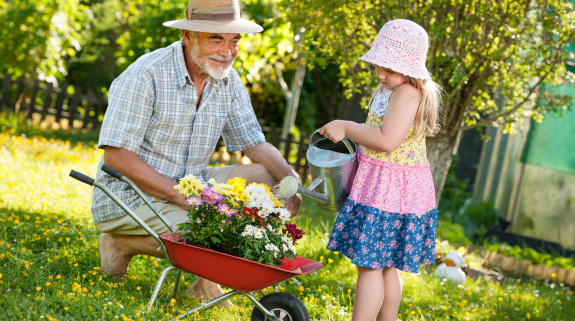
left=278, top=176, right=329, bottom=205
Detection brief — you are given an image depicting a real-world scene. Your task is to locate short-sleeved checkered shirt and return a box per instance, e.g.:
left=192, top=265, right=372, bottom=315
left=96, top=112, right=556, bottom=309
left=91, top=41, right=265, bottom=224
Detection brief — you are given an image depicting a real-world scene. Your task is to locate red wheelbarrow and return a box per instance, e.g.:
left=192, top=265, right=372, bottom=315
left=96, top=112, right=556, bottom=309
left=70, top=165, right=323, bottom=321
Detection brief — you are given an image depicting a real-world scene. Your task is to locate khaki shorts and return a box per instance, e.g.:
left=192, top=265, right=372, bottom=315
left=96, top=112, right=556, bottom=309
left=99, top=165, right=237, bottom=235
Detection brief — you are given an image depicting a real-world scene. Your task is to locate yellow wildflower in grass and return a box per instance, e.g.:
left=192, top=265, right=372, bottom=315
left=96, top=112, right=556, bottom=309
left=527, top=313, right=531, bottom=319
left=328, top=258, right=334, bottom=264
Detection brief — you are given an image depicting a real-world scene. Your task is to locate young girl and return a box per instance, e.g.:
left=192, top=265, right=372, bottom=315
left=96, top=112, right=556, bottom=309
left=320, top=19, right=442, bottom=321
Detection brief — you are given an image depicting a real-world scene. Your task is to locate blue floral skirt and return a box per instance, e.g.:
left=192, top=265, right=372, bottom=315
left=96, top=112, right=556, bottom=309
left=327, top=199, right=437, bottom=273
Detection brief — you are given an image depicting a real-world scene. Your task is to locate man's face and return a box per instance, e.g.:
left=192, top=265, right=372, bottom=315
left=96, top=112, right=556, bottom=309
left=188, top=32, right=241, bottom=80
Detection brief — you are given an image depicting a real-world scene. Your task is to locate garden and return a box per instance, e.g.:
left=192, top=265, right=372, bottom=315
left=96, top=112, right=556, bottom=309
left=1, top=114, right=574, bottom=320
left=1, top=1, right=575, bottom=320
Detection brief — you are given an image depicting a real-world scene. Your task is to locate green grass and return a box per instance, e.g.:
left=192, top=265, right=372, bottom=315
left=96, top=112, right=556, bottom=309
left=1, top=117, right=574, bottom=320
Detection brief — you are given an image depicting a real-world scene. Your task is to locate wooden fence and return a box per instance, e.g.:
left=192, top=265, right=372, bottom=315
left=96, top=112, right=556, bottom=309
left=0, top=74, right=312, bottom=181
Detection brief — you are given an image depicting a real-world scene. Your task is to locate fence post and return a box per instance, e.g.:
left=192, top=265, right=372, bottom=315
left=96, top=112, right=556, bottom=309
left=82, top=89, right=95, bottom=128
left=14, top=76, right=26, bottom=113
left=1, top=74, right=12, bottom=108
left=68, top=87, right=82, bottom=126
left=25, top=79, right=40, bottom=118
left=54, top=83, right=68, bottom=122
left=41, top=83, right=54, bottom=119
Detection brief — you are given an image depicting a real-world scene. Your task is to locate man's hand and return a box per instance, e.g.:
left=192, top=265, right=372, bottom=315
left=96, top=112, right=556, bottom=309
left=284, top=193, right=302, bottom=218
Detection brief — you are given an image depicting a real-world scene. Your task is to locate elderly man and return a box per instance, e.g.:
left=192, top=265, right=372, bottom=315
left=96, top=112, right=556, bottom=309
left=91, top=0, right=302, bottom=302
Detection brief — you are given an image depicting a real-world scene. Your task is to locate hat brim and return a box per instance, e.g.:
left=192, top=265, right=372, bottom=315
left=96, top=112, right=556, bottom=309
left=163, top=18, right=263, bottom=34
left=359, top=54, right=431, bottom=81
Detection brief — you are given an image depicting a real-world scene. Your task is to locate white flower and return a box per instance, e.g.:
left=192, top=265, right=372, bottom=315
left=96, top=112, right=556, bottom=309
left=253, top=228, right=265, bottom=239
left=276, top=208, right=291, bottom=223
left=265, top=243, right=279, bottom=251
left=282, top=236, right=297, bottom=254
left=241, top=225, right=256, bottom=237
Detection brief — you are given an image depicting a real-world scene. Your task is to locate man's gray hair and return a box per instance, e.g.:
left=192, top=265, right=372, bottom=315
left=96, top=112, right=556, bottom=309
left=181, top=31, right=199, bottom=48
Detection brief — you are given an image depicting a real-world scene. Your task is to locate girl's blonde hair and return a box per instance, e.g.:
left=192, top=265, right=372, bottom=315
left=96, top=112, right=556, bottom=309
left=369, top=77, right=442, bottom=138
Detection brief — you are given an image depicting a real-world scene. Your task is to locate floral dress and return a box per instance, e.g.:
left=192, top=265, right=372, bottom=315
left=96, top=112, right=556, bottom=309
left=326, top=88, right=437, bottom=273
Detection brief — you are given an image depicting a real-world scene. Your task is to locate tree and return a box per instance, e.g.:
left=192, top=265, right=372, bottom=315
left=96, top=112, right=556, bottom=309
left=280, top=0, right=575, bottom=200
left=0, top=0, right=87, bottom=84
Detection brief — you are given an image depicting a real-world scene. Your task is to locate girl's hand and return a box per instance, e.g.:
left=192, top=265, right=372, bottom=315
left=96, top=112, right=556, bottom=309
left=319, top=120, right=347, bottom=142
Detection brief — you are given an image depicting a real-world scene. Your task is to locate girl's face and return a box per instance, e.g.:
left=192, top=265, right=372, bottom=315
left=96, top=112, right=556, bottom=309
left=375, top=65, right=407, bottom=89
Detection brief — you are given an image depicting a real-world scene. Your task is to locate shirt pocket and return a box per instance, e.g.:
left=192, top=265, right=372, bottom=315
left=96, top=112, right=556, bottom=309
left=190, top=113, right=227, bottom=154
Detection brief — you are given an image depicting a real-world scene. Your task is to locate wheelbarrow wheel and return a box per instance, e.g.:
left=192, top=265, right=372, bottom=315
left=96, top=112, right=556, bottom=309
left=250, top=292, right=309, bottom=321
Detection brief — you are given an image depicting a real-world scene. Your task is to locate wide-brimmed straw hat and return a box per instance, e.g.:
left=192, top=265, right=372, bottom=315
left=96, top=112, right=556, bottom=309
left=163, top=0, right=263, bottom=34
left=359, top=19, right=431, bottom=80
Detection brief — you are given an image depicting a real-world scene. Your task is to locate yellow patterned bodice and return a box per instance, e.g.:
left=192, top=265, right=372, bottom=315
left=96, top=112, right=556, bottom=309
left=359, top=112, right=428, bottom=166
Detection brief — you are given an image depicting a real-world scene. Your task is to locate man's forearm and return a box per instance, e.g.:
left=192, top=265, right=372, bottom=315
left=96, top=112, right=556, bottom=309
left=103, top=146, right=186, bottom=208
left=243, top=142, right=301, bottom=184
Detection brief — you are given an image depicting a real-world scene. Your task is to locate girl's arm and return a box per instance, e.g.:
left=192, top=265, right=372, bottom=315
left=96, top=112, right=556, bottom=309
left=319, top=85, right=420, bottom=153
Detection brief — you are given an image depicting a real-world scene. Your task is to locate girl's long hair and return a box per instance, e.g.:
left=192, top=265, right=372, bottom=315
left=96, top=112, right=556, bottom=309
left=368, top=76, right=443, bottom=139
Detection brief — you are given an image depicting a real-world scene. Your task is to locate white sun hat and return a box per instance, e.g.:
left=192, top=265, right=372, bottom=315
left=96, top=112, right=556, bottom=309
left=360, top=19, right=431, bottom=80
left=163, top=0, right=263, bottom=34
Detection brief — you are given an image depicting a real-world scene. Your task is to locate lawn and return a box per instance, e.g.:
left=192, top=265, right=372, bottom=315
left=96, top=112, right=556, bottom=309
left=1, top=116, right=573, bottom=320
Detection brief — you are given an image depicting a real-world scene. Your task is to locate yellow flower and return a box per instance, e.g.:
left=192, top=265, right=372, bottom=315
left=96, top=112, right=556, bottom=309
left=36, top=287, right=41, bottom=291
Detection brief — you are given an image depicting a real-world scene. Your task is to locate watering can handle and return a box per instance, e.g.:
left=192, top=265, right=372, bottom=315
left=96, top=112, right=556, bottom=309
left=310, top=129, right=356, bottom=157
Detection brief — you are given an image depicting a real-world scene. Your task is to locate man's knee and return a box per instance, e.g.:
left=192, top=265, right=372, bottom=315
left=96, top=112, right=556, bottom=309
left=228, top=163, right=275, bottom=185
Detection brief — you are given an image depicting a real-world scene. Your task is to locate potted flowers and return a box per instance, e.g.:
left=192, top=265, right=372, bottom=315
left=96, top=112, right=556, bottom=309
left=173, top=175, right=304, bottom=267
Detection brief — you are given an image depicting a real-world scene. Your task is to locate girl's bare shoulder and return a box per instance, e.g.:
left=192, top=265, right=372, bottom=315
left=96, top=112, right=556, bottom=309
left=392, top=83, right=419, bottom=98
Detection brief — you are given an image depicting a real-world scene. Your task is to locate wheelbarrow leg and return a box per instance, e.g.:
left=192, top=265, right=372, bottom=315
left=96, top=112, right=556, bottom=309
left=243, top=292, right=282, bottom=321
left=172, top=269, right=183, bottom=299
left=148, top=266, right=178, bottom=309
left=170, top=290, right=241, bottom=321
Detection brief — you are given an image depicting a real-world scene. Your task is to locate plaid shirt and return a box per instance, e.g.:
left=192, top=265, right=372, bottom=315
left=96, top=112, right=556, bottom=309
left=91, top=41, right=265, bottom=224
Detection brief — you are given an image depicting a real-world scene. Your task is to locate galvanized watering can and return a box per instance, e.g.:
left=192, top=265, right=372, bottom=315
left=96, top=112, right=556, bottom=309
left=279, top=130, right=358, bottom=212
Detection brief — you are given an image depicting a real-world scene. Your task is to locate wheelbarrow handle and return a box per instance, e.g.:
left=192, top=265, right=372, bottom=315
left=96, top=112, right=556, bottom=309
left=69, top=170, right=95, bottom=186
left=69, top=169, right=172, bottom=261
left=102, top=164, right=123, bottom=180
left=99, top=164, right=176, bottom=233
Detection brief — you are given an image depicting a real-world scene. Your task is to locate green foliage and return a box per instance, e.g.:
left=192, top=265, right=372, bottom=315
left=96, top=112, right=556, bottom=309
left=438, top=159, right=499, bottom=241
left=488, top=243, right=575, bottom=269
left=0, top=0, right=87, bottom=83
left=436, top=221, right=472, bottom=245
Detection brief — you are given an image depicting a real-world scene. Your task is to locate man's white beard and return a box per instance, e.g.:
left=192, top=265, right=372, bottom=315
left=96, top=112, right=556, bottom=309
left=190, top=39, right=234, bottom=80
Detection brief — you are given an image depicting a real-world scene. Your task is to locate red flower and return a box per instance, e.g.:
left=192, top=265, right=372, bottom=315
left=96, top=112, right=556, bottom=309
left=243, top=207, right=259, bottom=217
left=283, top=223, right=305, bottom=244
left=243, top=207, right=266, bottom=226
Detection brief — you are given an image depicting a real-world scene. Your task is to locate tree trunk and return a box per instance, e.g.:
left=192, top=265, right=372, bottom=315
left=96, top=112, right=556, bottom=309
left=427, top=132, right=459, bottom=204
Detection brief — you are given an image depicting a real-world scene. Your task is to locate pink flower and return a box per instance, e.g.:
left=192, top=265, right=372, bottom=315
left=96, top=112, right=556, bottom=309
left=202, top=187, right=224, bottom=205
left=186, top=196, right=203, bottom=207
left=216, top=203, right=237, bottom=218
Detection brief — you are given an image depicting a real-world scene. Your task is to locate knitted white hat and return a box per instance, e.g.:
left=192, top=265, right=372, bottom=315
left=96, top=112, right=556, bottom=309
left=359, top=19, right=431, bottom=80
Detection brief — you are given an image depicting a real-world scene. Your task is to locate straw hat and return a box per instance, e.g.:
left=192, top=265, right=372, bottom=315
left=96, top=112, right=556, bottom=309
left=163, top=0, right=263, bottom=34
left=359, top=19, right=431, bottom=80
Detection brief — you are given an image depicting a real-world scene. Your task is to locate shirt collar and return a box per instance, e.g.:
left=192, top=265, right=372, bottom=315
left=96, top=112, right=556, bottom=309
left=173, top=40, right=229, bottom=88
